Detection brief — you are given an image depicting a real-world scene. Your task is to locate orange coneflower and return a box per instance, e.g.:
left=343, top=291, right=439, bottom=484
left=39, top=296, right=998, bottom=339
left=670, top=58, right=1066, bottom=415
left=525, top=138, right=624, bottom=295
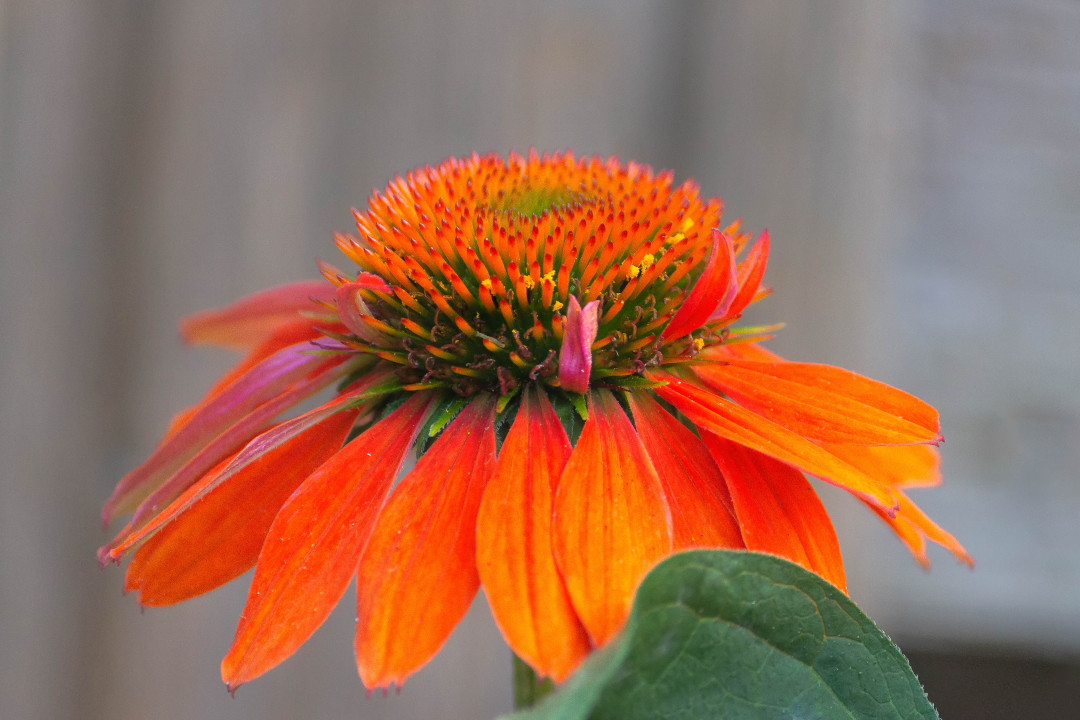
left=100, top=151, right=970, bottom=691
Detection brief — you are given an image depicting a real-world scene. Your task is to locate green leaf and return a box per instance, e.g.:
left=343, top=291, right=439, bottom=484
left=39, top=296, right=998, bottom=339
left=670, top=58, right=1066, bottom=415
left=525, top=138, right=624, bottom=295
left=501, top=550, right=938, bottom=720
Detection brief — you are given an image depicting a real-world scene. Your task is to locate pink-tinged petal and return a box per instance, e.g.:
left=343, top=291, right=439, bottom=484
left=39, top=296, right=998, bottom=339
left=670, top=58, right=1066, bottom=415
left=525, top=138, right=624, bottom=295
left=220, top=393, right=433, bottom=690
left=552, top=390, right=673, bottom=647
left=334, top=273, right=393, bottom=344
left=558, top=296, right=600, bottom=393
left=123, top=408, right=359, bottom=606
left=476, top=389, right=590, bottom=683
left=180, top=280, right=336, bottom=349
left=720, top=230, right=769, bottom=321
left=702, top=435, right=847, bottom=593
left=109, top=355, right=352, bottom=535
left=355, top=396, right=498, bottom=689
left=628, top=392, right=743, bottom=550
left=103, top=343, right=350, bottom=524
left=695, top=360, right=942, bottom=445
left=865, top=491, right=973, bottom=569
left=661, top=229, right=737, bottom=340
left=100, top=369, right=397, bottom=564
left=156, top=317, right=336, bottom=446
left=651, top=371, right=898, bottom=512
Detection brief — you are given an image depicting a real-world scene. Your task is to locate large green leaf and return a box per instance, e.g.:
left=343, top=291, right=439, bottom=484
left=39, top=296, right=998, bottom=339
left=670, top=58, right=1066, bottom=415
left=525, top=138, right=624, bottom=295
left=501, top=550, right=938, bottom=720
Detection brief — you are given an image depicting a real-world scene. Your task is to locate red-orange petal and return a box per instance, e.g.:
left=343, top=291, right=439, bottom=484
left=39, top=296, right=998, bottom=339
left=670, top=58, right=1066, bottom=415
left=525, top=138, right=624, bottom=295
left=628, top=392, right=743, bottom=550
left=651, top=372, right=898, bottom=512
left=220, top=393, right=432, bottom=690
left=695, top=360, right=942, bottom=445
left=354, top=396, right=498, bottom=689
left=476, top=389, right=591, bottom=683
left=180, top=280, right=336, bottom=349
left=124, top=408, right=358, bottom=606
left=721, top=230, right=770, bottom=321
left=702, top=434, right=847, bottom=593
left=552, top=390, right=673, bottom=647
left=661, top=230, right=737, bottom=340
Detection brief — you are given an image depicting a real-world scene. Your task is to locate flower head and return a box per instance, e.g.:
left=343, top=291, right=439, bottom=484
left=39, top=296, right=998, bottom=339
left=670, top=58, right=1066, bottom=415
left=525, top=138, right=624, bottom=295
left=100, top=151, right=970, bottom=691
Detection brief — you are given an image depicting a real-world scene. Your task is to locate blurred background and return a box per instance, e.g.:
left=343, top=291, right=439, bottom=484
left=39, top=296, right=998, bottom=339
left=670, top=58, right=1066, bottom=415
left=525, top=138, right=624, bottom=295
left=3, top=1, right=1079, bottom=718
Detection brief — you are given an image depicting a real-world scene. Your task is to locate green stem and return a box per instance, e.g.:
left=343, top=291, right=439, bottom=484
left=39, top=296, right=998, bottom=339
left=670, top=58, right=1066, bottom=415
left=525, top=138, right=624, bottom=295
left=513, top=654, right=554, bottom=709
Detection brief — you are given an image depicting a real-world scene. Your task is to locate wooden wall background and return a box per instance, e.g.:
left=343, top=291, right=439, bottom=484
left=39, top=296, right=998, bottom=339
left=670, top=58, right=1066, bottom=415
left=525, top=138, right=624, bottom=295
left=3, top=1, right=1078, bottom=718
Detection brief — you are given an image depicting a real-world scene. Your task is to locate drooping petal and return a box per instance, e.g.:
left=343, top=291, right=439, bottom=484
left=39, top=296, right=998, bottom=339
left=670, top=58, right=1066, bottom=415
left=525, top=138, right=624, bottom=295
left=123, top=408, right=358, bottom=606
left=159, top=318, right=331, bottom=443
left=720, top=230, right=770, bottom=321
left=866, top=492, right=973, bottom=569
left=180, top=280, right=336, bottom=349
left=651, top=372, right=898, bottom=511
left=628, top=392, right=743, bottom=550
left=221, top=393, right=433, bottom=690
left=695, top=360, right=942, bottom=445
left=702, top=434, right=847, bottom=593
left=103, top=342, right=347, bottom=523
left=102, top=370, right=398, bottom=564
left=114, top=356, right=353, bottom=534
left=824, top=443, right=942, bottom=489
left=476, top=389, right=590, bottom=683
left=355, top=396, right=498, bottom=689
left=558, top=296, right=600, bottom=393
left=552, top=390, right=673, bottom=647
left=661, top=229, right=737, bottom=340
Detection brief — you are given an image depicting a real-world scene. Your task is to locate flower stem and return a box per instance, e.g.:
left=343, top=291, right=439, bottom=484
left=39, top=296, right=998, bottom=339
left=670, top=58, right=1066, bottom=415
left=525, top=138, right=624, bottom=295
left=512, top=654, right=554, bottom=709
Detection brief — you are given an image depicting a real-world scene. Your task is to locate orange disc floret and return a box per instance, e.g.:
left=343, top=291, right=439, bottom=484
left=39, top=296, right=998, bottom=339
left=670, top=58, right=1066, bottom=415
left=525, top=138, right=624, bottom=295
left=328, top=151, right=746, bottom=396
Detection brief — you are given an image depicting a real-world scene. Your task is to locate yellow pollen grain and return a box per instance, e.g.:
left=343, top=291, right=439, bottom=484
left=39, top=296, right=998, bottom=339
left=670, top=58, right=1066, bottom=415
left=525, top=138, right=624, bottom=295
left=693, top=337, right=705, bottom=351
left=681, top=217, right=695, bottom=232
left=523, top=277, right=535, bottom=289
left=627, top=265, right=640, bottom=279
left=552, top=300, right=564, bottom=312
left=542, top=270, right=556, bottom=283
left=640, top=254, right=656, bottom=270
left=480, top=278, right=493, bottom=291
left=665, top=233, right=684, bottom=246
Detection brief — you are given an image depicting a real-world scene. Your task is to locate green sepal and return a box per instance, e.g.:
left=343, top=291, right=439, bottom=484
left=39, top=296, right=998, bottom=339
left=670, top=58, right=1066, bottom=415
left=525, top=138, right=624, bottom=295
left=569, top=393, right=588, bottom=422
left=604, top=376, right=669, bottom=390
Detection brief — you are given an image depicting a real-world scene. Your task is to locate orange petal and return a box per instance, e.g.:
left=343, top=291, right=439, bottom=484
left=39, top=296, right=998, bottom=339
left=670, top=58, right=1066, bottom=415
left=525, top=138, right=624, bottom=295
left=124, top=408, right=358, bottom=606
left=651, top=372, right=898, bottom=511
left=703, top=342, right=784, bottom=363
left=220, top=393, right=432, bottom=690
left=823, top=443, right=942, bottom=489
left=702, top=434, right=847, bottom=593
left=662, top=230, right=737, bottom=340
left=721, top=230, right=770, bottom=321
left=695, top=360, right=942, bottom=445
left=552, top=390, right=673, bottom=647
left=181, top=280, right=336, bottom=349
left=628, top=392, right=743, bottom=550
left=355, top=396, right=498, bottom=689
left=476, top=389, right=590, bottom=683
left=867, top=491, right=973, bottom=568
